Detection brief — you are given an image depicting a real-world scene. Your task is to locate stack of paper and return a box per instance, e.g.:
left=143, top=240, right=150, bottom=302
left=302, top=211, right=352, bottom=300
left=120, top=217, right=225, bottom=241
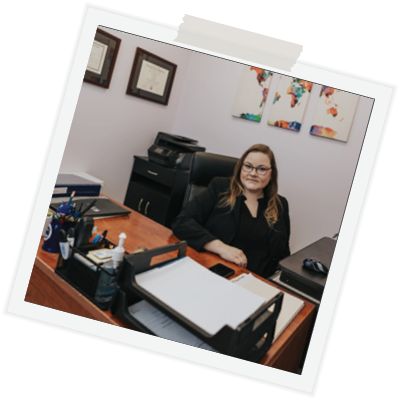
left=231, top=273, right=304, bottom=342
left=135, top=257, right=266, bottom=335
left=128, top=300, right=218, bottom=352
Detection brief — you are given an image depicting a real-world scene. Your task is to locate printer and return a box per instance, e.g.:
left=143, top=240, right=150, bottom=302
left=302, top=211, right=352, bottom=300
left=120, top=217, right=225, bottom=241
left=147, top=132, right=205, bottom=169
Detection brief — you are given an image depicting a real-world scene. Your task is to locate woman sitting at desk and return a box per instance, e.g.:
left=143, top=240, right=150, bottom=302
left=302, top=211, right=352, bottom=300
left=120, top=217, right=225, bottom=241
left=171, top=144, right=290, bottom=279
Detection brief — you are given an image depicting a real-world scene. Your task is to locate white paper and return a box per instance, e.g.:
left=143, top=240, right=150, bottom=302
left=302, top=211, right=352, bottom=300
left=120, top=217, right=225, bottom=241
left=230, top=272, right=255, bottom=286
left=232, top=274, right=304, bottom=342
left=136, top=60, right=169, bottom=96
left=136, top=257, right=266, bottom=335
left=53, top=187, right=67, bottom=194
left=87, top=40, right=108, bottom=74
left=128, top=300, right=218, bottom=352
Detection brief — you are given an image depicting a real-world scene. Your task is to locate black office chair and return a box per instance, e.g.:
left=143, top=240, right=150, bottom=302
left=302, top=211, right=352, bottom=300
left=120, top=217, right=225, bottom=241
left=182, top=152, right=239, bottom=207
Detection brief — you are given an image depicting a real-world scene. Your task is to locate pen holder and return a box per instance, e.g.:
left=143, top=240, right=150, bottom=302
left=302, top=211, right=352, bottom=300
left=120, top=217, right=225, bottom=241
left=42, top=217, right=76, bottom=253
left=55, top=239, right=129, bottom=311
left=42, top=211, right=54, bottom=236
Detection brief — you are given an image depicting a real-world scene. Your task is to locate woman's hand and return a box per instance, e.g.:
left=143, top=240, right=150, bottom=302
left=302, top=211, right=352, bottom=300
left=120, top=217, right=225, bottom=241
left=219, top=245, right=248, bottom=268
left=203, top=240, right=247, bottom=268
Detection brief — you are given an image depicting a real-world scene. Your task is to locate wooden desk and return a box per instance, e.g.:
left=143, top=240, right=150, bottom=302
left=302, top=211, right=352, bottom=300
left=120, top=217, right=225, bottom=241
left=25, top=203, right=315, bottom=373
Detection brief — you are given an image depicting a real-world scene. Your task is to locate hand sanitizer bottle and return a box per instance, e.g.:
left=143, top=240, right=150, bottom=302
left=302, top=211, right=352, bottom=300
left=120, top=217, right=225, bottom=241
left=95, top=233, right=126, bottom=303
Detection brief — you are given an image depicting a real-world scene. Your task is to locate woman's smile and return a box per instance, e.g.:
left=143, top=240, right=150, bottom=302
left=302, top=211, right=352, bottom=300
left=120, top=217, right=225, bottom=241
left=240, top=152, right=272, bottom=195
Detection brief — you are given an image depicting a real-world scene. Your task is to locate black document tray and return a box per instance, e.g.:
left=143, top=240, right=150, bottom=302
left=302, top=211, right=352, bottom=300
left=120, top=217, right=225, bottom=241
left=111, top=241, right=283, bottom=363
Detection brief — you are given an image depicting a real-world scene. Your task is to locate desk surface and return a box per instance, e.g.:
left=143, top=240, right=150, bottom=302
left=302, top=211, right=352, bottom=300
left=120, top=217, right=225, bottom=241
left=25, top=198, right=315, bottom=373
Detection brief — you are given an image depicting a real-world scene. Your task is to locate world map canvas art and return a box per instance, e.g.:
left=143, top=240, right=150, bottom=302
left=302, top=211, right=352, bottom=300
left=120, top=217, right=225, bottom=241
left=310, top=87, right=359, bottom=142
left=232, top=67, right=273, bottom=122
left=268, top=76, right=313, bottom=132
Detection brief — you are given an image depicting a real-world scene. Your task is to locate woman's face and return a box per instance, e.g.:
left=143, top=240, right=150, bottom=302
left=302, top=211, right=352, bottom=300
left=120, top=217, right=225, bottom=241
left=240, top=151, right=272, bottom=194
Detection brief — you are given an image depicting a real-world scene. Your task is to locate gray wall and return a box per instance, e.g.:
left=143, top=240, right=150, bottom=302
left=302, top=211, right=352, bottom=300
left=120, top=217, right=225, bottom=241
left=60, top=28, right=373, bottom=253
left=172, top=52, right=373, bottom=252
left=59, top=28, right=192, bottom=202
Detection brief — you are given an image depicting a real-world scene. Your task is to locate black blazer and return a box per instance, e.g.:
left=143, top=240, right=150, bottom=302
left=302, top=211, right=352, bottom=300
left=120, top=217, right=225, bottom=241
left=172, top=177, right=291, bottom=273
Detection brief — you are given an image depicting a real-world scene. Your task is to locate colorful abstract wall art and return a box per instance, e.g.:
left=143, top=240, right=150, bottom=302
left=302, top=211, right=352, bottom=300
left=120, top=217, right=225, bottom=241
left=268, top=76, right=313, bottom=132
left=232, top=67, right=273, bottom=122
left=310, top=87, right=359, bottom=142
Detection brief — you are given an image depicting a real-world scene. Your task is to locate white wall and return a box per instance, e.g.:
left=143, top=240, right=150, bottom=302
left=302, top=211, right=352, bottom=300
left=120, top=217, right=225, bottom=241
left=59, top=28, right=193, bottom=202
left=172, top=52, right=373, bottom=252
left=60, top=29, right=373, bottom=254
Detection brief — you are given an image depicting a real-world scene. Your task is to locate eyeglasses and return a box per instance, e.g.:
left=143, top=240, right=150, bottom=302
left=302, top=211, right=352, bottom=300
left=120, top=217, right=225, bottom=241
left=242, top=163, right=272, bottom=176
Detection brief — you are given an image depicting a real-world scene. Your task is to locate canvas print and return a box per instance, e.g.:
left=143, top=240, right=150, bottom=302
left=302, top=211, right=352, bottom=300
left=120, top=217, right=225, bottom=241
left=310, top=87, right=359, bottom=142
left=268, top=76, right=313, bottom=132
left=232, top=67, right=273, bottom=122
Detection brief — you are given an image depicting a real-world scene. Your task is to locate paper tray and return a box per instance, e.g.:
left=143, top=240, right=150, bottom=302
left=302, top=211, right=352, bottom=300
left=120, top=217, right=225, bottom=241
left=110, top=241, right=283, bottom=362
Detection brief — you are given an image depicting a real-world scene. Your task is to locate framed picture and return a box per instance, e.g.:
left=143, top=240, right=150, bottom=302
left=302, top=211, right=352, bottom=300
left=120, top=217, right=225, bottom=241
left=126, top=47, right=177, bottom=105
left=310, top=87, right=359, bottom=142
left=232, top=67, right=274, bottom=122
left=84, top=28, right=121, bottom=89
left=268, top=76, right=313, bottom=132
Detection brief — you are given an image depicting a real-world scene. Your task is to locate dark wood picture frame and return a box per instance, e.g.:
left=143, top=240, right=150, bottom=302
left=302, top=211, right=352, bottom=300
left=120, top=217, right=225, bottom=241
left=126, top=47, right=177, bottom=105
left=83, top=28, right=121, bottom=89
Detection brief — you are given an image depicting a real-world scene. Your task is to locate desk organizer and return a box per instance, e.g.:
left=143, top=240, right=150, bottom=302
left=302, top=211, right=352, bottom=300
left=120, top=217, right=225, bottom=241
left=110, top=241, right=283, bottom=362
left=55, top=239, right=128, bottom=311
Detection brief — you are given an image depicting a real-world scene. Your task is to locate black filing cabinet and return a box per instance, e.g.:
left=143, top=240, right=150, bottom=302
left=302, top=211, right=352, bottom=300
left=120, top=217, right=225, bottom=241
left=124, top=156, right=190, bottom=228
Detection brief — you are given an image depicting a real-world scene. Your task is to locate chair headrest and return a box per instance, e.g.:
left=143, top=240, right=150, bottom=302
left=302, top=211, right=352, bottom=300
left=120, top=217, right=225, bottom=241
left=190, top=152, right=239, bottom=186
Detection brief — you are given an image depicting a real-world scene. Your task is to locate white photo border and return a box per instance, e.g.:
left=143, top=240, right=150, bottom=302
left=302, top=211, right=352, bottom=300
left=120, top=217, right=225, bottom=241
left=7, top=7, right=392, bottom=393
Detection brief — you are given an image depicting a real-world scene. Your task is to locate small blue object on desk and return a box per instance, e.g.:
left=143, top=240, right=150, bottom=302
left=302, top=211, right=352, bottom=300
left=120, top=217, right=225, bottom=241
left=42, top=191, right=77, bottom=253
left=42, top=218, right=75, bottom=253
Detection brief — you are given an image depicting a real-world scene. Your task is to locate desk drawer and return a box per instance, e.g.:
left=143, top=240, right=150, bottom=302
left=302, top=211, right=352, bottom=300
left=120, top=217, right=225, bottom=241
left=133, top=157, right=175, bottom=188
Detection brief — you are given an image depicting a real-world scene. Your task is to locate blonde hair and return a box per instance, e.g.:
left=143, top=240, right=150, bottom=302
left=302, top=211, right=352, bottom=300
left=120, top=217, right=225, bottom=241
left=219, top=144, right=282, bottom=227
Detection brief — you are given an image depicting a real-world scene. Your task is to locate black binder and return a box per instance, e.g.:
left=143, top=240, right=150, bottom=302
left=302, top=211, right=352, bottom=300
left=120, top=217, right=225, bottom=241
left=279, top=237, right=336, bottom=300
left=111, top=241, right=283, bottom=362
left=53, top=174, right=101, bottom=198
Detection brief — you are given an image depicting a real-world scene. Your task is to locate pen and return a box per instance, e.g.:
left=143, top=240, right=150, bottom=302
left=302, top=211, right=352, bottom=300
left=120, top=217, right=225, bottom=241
left=73, top=202, right=83, bottom=220
left=79, top=199, right=97, bottom=218
left=101, top=230, right=108, bottom=242
left=89, top=233, right=102, bottom=244
left=92, top=234, right=102, bottom=244
left=67, top=191, right=76, bottom=207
